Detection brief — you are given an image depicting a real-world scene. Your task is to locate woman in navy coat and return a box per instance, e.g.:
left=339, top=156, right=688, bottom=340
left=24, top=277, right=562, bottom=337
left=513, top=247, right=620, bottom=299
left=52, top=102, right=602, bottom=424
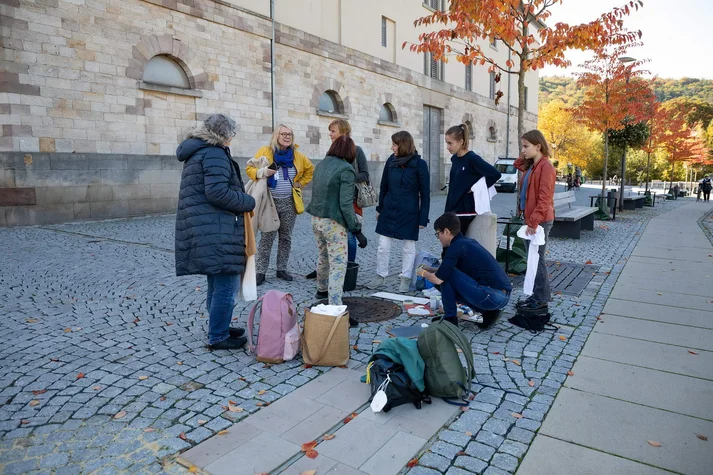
left=366, top=131, right=430, bottom=292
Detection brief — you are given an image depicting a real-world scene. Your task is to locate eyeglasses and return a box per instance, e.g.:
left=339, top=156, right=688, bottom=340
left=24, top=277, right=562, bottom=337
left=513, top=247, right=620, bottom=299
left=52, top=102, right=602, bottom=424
left=434, top=230, right=442, bottom=237
left=279, top=132, right=293, bottom=138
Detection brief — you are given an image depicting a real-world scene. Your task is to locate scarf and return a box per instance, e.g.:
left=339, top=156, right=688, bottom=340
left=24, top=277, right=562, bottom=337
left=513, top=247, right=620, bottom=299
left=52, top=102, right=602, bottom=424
left=391, top=152, right=415, bottom=167
left=268, top=147, right=295, bottom=189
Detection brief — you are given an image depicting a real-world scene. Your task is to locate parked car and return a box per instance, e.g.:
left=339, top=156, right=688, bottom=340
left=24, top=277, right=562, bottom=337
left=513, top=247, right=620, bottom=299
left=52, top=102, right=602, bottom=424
left=494, top=158, right=518, bottom=193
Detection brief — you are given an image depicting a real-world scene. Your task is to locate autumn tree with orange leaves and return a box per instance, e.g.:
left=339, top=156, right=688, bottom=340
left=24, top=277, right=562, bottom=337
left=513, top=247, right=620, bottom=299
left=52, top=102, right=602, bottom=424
left=407, top=0, right=644, bottom=139
left=655, top=103, right=709, bottom=189
left=572, top=44, right=653, bottom=217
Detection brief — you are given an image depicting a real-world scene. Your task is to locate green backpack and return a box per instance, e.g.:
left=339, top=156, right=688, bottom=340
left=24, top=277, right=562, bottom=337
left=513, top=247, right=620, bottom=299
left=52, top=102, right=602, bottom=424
left=417, top=320, right=475, bottom=405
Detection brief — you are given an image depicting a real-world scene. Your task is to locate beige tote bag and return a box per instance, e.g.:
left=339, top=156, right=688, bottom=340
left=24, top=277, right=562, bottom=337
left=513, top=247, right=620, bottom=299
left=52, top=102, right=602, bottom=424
left=300, top=309, right=350, bottom=366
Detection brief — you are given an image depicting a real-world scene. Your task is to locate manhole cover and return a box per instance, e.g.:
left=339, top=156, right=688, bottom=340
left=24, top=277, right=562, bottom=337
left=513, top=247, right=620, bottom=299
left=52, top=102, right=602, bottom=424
left=317, top=297, right=401, bottom=323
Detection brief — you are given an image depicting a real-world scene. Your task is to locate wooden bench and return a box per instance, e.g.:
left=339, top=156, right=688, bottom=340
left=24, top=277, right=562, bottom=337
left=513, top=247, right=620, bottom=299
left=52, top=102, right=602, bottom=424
left=551, top=191, right=598, bottom=239
left=622, top=188, right=646, bottom=210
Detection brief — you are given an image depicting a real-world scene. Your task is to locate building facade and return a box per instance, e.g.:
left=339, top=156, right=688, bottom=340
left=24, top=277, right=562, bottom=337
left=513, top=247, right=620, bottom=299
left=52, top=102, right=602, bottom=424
left=0, top=0, right=538, bottom=226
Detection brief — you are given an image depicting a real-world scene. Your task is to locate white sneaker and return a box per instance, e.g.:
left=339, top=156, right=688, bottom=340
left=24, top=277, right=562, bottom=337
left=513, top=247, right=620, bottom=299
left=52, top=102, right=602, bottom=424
left=399, top=277, right=411, bottom=293
left=366, top=275, right=384, bottom=290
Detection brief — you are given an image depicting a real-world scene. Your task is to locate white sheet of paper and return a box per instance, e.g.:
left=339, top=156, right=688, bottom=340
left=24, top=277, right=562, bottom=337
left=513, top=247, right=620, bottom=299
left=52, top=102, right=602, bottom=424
left=370, top=292, right=430, bottom=305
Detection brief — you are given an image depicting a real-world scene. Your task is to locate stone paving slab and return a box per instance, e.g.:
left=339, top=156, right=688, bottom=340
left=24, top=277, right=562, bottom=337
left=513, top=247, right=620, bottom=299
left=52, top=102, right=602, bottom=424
left=610, top=273, right=713, bottom=297
left=516, top=435, right=673, bottom=475
left=566, top=356, right=713, bottom=420
left=581, top=332, right=713, bottom=380
left=537, top=388, right=713, bottom=475
left=594, top=314, right=713, bottom=351
left=603, top=298, right=713, bottom=329
left=608, top=286, right=713, bottom=312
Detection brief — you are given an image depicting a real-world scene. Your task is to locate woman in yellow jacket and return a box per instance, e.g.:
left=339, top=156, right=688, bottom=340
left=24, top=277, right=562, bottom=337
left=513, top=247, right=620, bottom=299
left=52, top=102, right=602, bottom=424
left=246, top=124, right=314, bottom=285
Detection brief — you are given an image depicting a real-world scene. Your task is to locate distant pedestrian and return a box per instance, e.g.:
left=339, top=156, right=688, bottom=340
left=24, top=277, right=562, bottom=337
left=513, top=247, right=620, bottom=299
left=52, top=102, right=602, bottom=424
left=247, top=125, right=314, bottom=286
left=702, top=175, right=712, bottom=202
left=366, top=131, right=430, bottom=292
left=444, top=124, right=501, bottom=232
left=307, top=135, right=367, bottom=319
left=514, top=130, right=556, bottom=313
left=175, top=114, right=256, bottom=350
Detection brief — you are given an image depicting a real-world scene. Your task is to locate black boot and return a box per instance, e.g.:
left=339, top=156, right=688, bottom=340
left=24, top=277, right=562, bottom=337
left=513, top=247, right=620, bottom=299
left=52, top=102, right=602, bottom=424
left=349, top=317, right=359, bottom=328
left=306, top=270, right=317, bottom=279
left=477, top=310, right=502, bottom=329
left=315, top=290, right=328, bottom=299
left=229, top=327, right=246, bottom=338
left=208, top=336, right=247, bottom=350
left=276, top=270, right=293, bottom=281
left=256, top=273, right=265, bottom=286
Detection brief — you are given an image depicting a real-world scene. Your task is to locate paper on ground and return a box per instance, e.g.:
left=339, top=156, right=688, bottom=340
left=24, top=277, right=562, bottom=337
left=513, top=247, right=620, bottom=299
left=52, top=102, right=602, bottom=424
left=370, top=292, right=430, bottom=305
left=309, top=304, right=348, bottom=316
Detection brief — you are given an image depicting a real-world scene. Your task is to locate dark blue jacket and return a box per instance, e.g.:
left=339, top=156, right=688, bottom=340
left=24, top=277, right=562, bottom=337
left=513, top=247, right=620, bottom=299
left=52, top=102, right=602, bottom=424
left=445, top=151, right=501, bottom=214
left=175, top=136, right=255, bottom=276
left=375, top=153, right=430, bottom=241
left=435, top=233, right=512, bottom=292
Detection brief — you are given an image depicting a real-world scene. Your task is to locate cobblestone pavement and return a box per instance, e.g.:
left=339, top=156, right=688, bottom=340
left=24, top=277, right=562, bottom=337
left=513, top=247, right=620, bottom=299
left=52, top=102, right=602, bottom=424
left=0, top=192, right=690, bottom=475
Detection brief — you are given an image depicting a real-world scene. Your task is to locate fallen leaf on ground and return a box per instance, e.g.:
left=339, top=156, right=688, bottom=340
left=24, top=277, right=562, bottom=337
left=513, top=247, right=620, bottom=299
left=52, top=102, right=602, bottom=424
left=407, top=458, right=419, bottom=468
left=143, top=427, right=155, bottom=432
left=304, top=449, right=318, bottom=459
left=29, top=400, right=40, bottom=407
left=512, top=413, right=523, bottom=419
left=559, top=335, right=567, bottom=341
left=138, top=375, right=149, bottom=380
left=596, top=316, right=602, bottom=321
left=26, top=319, right=37, bottom=323
left=160, top=397, right=166, bottom=401
left=63, top=328, right=72, bottom=333
left=188, top=466, right=198, bottom=473
left=76, top=373, right=85, bottom=380
left=301, top=440, right=318, bottom=452
left=303, top=364, right=313, bottom=369
left=696, top=434, right=708, bottom=441
left=373, top=340, right=382, bottom=344
left=227, top=405, right=243, bottom=413
left=32, top=389, right=46, bottom=395
left=262, top=363, right=272, bottom=369
left=492, top=351, right=500, bottom=355
left=567, top=371, right=575, bottom=376
left=238, top=377, right=246, bottom=381
left=322, top=434, right=336, bottom=440
left=177, top=361, right=183, bottom=365
left=352, top=345, right=359, bottom=351
left=50, top=358, right=59, bottom=362
left=197, top=420, right=207, bottom=425
left=114, top=411, right=127, bottom=419
left=133, top=318, right=140, bottom=324
left=165, top=322, right=173, bottom=326
left=217, top=430, right=229, bottom=435
left=647, top=440, right=661, bottom=447
left=256, top=402, right=266, bottom=407
left=21, top=419, right=29, bottom=425
left=688, top=350, right=699, bottom=355
left=585, top=260, right=593, bottom=265
left=300, top=470, right=317, bottom=475
left=229, top=400, right=238, bottom=405
left=257, top=390, right=266, bottom=395
left=510, top=359, right=521, bottom=366
left=528, top=380, right=535, bottom=387
left=465, top=431, right=473, bottom=436
left=456, top=451, right=467, bottom=456
left=179, top=432, right=187, bottom=440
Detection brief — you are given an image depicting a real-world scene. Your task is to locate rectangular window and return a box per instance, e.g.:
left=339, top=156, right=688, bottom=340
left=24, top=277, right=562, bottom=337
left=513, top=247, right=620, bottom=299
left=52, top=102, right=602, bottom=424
left=381, top=16, right=387, bottom=47
left=424, top=0, right=443, bottom=11
left=490, top=38, right=498, bottom=49
left=465, top=63, right=472, bottom=91
left=524, top=86, right=529, bottom=111
left=424, top=52, right=443, bottom=80
left=489, top=71, right=496, bottom=99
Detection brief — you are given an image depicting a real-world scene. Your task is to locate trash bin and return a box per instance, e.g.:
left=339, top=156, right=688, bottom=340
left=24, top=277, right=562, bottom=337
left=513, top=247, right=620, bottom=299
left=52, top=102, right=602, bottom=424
left=343, top=262, right=359, bottom=291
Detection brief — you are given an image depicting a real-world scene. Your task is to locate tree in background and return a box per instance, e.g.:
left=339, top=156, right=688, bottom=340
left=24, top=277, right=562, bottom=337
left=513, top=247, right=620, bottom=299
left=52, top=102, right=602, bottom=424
left=407, top=0, right=644, bottom=139
left=572, top=44, right=653, bottom=218
left=539, top=101, right=600, bottom=172
left=655, top=102, right=700, bottom=189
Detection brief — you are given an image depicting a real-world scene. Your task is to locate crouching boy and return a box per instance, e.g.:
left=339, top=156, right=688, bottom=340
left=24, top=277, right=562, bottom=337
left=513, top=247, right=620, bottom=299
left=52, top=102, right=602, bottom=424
left=418, top=212, right=511, bottom=328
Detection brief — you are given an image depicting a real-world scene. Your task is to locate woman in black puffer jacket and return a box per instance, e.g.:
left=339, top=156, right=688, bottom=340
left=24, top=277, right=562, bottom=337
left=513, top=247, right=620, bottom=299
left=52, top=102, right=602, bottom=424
left=175, top=114, right=255, bottom=350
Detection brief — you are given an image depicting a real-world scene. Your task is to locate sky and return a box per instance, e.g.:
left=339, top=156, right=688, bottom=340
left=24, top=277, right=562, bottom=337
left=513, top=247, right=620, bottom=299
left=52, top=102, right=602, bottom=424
left=539, top=0, right=713, bottom=80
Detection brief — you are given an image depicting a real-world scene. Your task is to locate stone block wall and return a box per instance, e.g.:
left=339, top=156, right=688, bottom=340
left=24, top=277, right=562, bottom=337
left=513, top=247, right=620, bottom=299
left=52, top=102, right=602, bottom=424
left=1, top=0, right=536, bottom=225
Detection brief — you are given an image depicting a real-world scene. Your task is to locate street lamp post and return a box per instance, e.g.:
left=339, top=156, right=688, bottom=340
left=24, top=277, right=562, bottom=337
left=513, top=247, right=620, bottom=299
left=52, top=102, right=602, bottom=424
left=618, top=56, right=636, bottom=212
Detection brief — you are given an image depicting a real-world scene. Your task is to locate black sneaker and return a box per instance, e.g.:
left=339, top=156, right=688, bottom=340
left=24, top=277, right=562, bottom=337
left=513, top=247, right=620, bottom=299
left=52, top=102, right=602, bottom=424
left=349, top=317, right=359, bottom=328
left=518, top=300, right=548, bottom=313
left=256, top=273, right=266, bottom=286
left=315, top=290, right=328, bottom=299
left=306, top=270, right=317, bottom=279
left=229, top=327, right=245, bottom=338
left=516, top=297, right=534, bottom=308
left=208, top=336, right=247, bottom=350
left=276, top=270, right=293, bottom=281
left=477, top=309, right=502, bottom=329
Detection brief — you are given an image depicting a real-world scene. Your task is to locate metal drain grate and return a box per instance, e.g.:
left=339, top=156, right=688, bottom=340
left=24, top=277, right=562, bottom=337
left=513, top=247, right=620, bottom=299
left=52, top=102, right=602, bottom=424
left=511, top=260, right=600, bottom=296
left=316, top=297, right=402, bottom=323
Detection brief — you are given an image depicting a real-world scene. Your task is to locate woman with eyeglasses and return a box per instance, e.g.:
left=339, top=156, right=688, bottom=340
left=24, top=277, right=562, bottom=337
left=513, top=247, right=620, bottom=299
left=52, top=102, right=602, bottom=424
left=247, top=124, right=314, bottom=286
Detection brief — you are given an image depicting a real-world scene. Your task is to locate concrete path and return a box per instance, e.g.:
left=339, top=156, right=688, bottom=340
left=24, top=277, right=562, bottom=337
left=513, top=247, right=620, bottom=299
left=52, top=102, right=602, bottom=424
left=178, top=365, right=460, bottom=474
left=517, top=202, right=713, bottom=475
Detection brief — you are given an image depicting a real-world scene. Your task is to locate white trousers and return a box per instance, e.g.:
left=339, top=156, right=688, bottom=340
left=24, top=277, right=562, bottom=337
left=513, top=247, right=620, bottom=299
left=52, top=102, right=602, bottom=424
left=375, top=235, right=416, bottom=279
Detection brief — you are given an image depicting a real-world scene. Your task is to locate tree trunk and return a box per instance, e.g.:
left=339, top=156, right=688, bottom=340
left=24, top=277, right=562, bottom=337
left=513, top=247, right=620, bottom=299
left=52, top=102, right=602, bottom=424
left=669, top=161, right=675, bottom=190
left=517, top=68, right=526, bottom=142
left=601, top=132, right=609, bottom=210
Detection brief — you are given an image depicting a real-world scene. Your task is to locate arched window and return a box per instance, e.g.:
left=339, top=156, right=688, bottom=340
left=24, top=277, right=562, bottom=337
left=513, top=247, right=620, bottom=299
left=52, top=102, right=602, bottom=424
left=317, top=90, right=344, bottom=114
left=379, top=103, right=397, bottom=123
left=143, top=55, right=190, bottom=89
left=488, top=125, right=498, bottom=142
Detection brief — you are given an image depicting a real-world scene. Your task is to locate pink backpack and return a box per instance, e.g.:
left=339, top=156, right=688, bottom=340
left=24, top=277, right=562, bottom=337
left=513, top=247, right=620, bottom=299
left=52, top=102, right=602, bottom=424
left=247, top=290, right=300, bottom=364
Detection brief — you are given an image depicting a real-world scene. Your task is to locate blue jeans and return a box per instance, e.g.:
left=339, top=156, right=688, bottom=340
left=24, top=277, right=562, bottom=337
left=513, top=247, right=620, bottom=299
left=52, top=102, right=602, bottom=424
left=347, top=231, right=357, bottom=263
left=440, top=268, right=510, bottom=318
left=206, top=273, right=241, bottom=344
